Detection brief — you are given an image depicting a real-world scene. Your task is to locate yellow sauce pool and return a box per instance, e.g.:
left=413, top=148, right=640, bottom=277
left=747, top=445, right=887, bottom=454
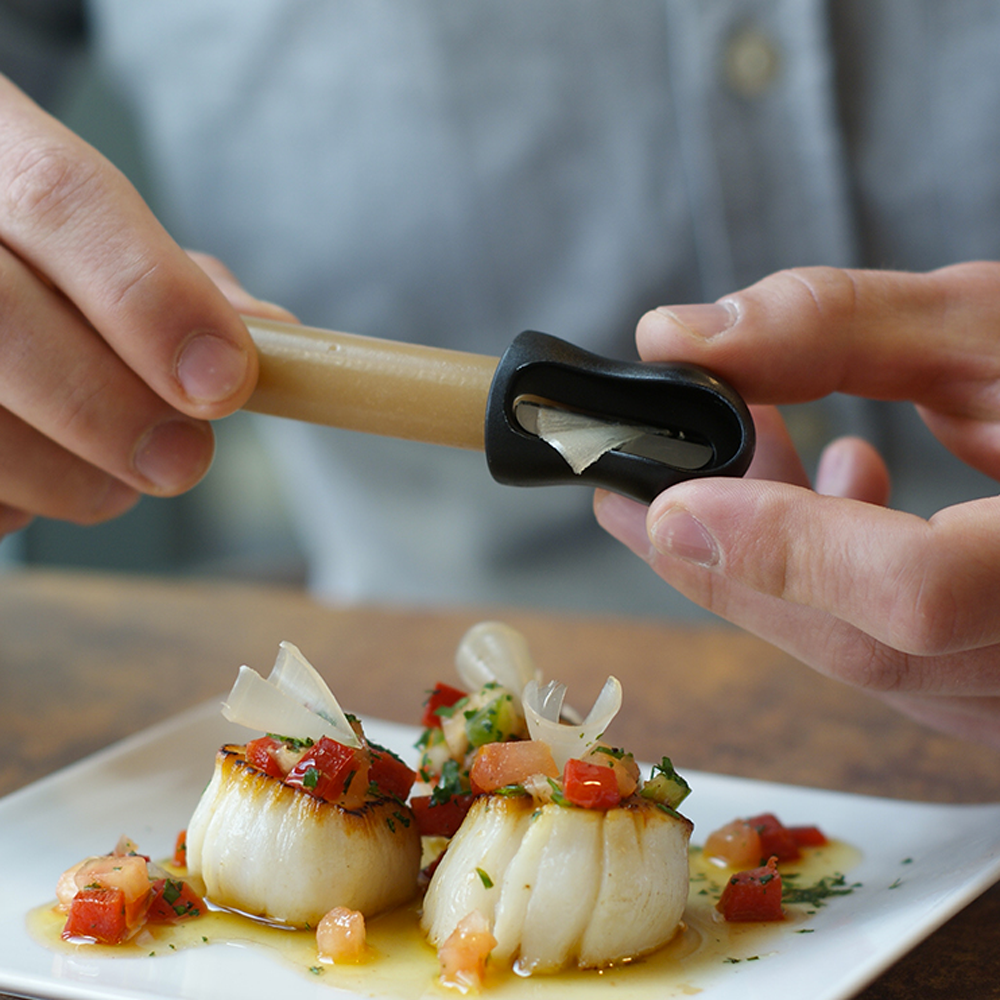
left=28, top=841, right=861, bottom=997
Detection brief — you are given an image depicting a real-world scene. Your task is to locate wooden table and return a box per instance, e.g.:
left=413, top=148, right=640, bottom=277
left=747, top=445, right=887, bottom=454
left=2, top=568, right=999, bottom=999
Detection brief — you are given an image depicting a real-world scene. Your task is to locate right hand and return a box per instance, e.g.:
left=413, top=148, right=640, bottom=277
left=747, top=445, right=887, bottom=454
left=0, top=75, right=274, bottom=538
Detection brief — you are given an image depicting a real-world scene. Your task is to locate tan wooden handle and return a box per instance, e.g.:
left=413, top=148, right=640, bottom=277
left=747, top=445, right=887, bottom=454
left=242, top=317, right=498, bottom=451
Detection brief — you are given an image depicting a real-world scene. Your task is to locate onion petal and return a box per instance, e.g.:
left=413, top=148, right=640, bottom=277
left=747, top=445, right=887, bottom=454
left=267, top=641, right=358, bottom=739
left=221, top=646, right=361, bottom=747
left=455, top=622, right=540, bottom=696
left=522, top=676, right=622, bottom=770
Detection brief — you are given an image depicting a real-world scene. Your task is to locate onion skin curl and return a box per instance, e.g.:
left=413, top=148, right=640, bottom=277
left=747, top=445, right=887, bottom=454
left=187, top=745, right=421, bottom=927
left=421, top=794, right=692, bottom=975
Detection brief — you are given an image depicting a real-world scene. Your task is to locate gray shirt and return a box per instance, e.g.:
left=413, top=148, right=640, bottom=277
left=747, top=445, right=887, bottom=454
left=6, top=1, right=1000, bottom=613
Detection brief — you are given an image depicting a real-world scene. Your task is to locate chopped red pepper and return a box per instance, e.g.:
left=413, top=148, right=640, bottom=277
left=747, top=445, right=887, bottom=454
left=562, top=758, right=621, bottom=810
left=285, top=736, right=369, bottom=806
left=62, top=886, right=129, bottom=944
left=368, top=745, right=417, bottom=800
left=244, top=736, right=286, bottom=779
left=717, top=856, right=785, bottom=922
left=146, top=878, right=205, bottom=923
left=411, top=793, right=476, bottom=837
left=747, top=812, right=802, bottom=862
left=421, top=683, right=467, bottom=729
left=172, top=829, right=188, bottom=868
left=787, top=824, right=828, bottom=848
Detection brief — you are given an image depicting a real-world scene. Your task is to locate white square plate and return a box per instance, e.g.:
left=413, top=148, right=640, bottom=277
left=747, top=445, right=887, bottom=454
left=2, top=700, right=999, bottom=1000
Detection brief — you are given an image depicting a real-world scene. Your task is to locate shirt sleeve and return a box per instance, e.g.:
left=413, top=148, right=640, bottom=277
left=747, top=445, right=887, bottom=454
left=0, top=0, right=88, bottom=109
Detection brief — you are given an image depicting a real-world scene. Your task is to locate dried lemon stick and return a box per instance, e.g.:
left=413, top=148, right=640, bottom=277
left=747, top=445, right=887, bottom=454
left=243, top=316, right=498, bottom=451
left=242, top=318, right=755, bottom=504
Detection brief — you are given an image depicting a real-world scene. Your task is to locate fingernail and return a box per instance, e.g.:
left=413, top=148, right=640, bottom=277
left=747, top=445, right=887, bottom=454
left=656, top=302, right=736, bottom=340
left=176, top=332, right=250, bottom=404
left=649, top=506, right=720, bottom=567
left=133, top=419, right=213, bottom=493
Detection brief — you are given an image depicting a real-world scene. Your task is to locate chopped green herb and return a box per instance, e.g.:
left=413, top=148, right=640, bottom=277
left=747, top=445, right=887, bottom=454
left=302, top=767, right=320, bottom=790
left=546, top=777, right=570, bottom=807
left=476, top=868, right=494, bottom=889
left=267, top=733, right=315, bottom=750
left=781, top=872, right=862, bottom=907
left=431, top=759, right=467, bottom=805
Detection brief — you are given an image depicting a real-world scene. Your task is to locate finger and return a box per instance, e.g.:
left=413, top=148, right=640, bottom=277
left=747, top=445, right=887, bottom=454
left=593, top=487, right=1000, bottom=698
left=0, top=246, right=215, bottom=495
left=744, top=405, right=811, bottom=486
left=876, top=692, right=1000, bottom=750
left=0, top=505, right=33, bottom=537
left=815, top=436, right=891, bottom=505
left=0, top=404, right=139, bottom=522
left=186, top=250, right=299, bottom=323
left=0, top=76, right=257, bottom=417
left=641, top=478, right=1000, bottom=658
left=638, top=262, right=1000, bottom=411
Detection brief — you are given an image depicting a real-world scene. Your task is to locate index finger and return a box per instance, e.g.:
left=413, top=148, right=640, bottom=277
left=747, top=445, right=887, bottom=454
left=0, top=76, right=257, bottom=417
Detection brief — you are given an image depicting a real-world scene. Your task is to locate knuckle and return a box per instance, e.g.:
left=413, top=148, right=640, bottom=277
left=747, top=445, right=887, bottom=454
left=2, top=139, right=104, bottom=231
left=886, top=564, right=961, bottom=658
left=769, top=266, right=861, bottom=328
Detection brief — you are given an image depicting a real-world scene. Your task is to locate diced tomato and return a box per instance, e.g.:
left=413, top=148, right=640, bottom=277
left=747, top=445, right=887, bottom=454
left=172, top=829, right=188, bottom=868
left=703, top=819, right=763, bottom=869
left=562, top=758, right=621, bottom=810
left=469, top=740, right=559, bottom=795
left=422, top=683, right=467, bottom=729
left=368, top=745, right=417, bottom=800
left=787, top=824, right=828, bottom=848
left=411, top=793, right=476, bottom=837
left=285, top=736, right=370, bottom=808
left=746, top=813, right=801, bottom=862
left=146, top=878, right=204, bottom=923
left=245, top=736, right=286, bottom=779
left=74, top=853, right=152, bottom=929
left=717, top=856, right=785, bottom=922
left=62, top=886, right=129, bottom=944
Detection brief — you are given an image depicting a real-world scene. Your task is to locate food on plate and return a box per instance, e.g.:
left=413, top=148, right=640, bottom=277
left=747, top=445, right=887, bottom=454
left=703, top=812, right=831, bottom=923
left=39, top=625, right=860, bottom=994
left=56, top=835, right=204, bottom=944
left=716, top=856, right=785, bottom=922
left=416, top=622, right=694, bottom=979
left=316, top=905, right=367, bottom=963
left=185, top=642, right=421, bottom=928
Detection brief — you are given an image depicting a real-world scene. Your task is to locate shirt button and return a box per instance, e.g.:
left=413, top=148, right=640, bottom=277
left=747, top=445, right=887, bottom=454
left=723, top=27, right=781, bottom=98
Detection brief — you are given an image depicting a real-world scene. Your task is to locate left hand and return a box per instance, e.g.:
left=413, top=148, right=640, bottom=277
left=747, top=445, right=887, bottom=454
left=594, top=264, right=1000, bottom=748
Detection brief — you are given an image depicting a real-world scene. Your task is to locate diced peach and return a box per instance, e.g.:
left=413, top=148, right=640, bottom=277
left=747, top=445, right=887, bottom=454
left=316, top=906, right=366, bottom=963
left=703, top=819, right=763, bottom=869
left=438, top=910, right=496, bottom=992
left=469, top=740, right=559, bottom=794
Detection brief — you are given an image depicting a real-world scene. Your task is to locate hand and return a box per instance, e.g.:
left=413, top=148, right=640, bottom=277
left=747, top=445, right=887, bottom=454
left=594, top=263, right=1000, bottom=747
left=0, top=76, right=286, bottom=538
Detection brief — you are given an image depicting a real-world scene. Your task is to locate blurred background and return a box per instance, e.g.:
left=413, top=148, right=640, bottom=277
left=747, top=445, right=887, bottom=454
left=1, top=24, right=997, bottom=607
